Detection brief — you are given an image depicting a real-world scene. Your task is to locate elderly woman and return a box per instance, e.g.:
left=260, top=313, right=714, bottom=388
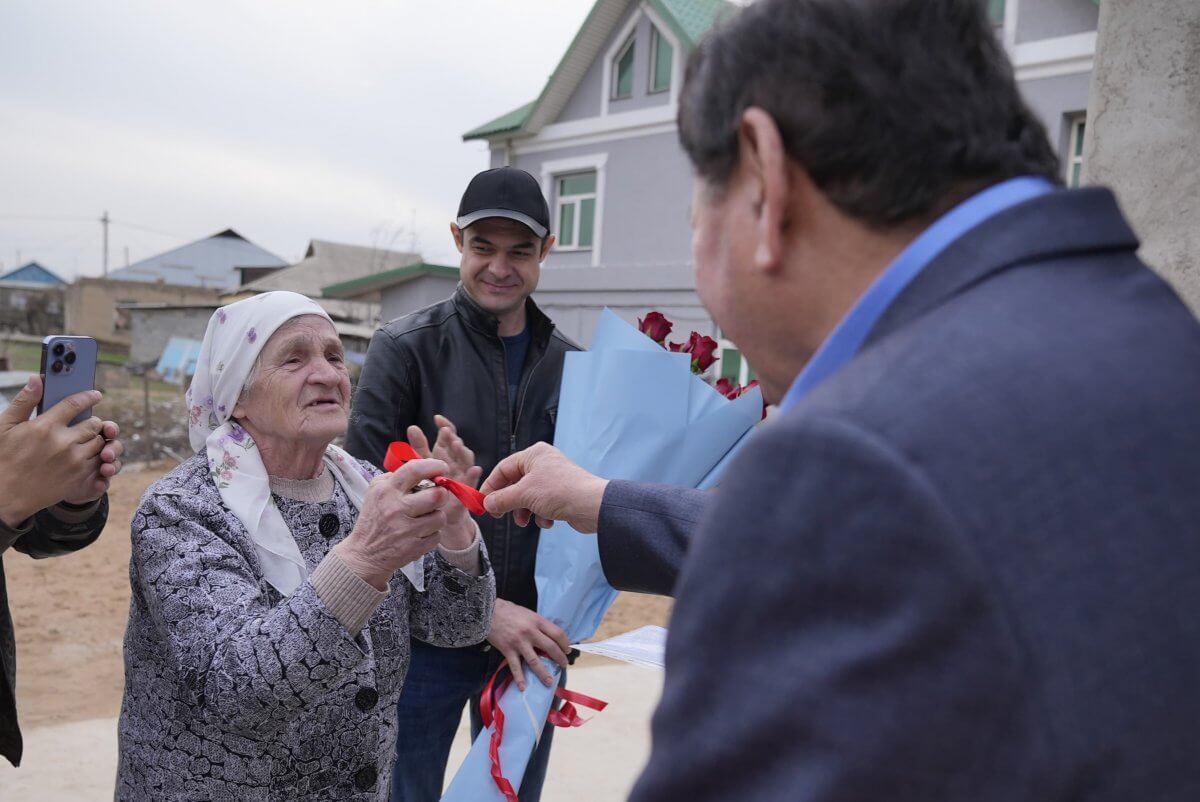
left=117, top=291, right=494, bottom=800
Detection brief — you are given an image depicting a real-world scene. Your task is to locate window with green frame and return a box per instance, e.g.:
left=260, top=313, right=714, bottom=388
left=556, top=172, right=597, bottom=251
left=612, top=36, right=635, bottom=100
left=1066, top=114, right=1086, bottom=188
left=988, top=0, right=1005, bottom=26
left=649, top=26, right=673, bottom=94
left=718, top=340, right=757, bottom=385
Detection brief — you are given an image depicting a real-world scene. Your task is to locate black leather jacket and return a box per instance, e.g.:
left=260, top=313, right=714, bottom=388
left=345, top=284, right=578, bottom=614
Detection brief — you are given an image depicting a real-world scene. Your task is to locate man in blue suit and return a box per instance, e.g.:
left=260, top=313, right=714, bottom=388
left=482, top=0, right=1200, bottom=799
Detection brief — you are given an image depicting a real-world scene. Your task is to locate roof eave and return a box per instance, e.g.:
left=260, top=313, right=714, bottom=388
left=462, top=124, right=523, bottom=143
left=321, top=263, right=459, bottom=300
left=462, top=0, right=729, bottom=143
left=463, top=0, right=625, bottom=141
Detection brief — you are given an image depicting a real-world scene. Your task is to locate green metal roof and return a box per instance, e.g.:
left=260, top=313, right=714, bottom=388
left=462, top=101, right=537, bottom=141
left=322, top=262, right=459, bottom=299
left=650, top=0, right=729, bottom=49
left=463, top=0, right=730, bottom=142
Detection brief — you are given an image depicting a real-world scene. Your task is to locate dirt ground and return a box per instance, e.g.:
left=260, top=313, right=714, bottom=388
left=6, top=463, right=672, bottom=731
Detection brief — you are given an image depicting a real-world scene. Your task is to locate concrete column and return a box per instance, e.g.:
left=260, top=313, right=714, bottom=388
left=1084, top=0, right=1200, bottom=313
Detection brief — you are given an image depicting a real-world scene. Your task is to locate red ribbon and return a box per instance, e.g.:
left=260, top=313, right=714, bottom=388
left=478, top=662, right=609, bottom=801
left=383, top=441, right=488, bottom=515
left=546, top=685, right=608, bottom=728
left=479, top=664, right=519, bottom=802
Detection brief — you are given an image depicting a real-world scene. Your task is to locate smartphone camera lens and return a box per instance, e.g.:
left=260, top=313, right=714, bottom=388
left=51, top=360, right=64, bottom=374
left=52, top=342, right=66, bottom=357
left=64, top=350, right=77, bottom=365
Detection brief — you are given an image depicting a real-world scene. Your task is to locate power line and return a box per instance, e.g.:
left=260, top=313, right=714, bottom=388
left=0, top=213, right=190, bottom=277
left=0, top=214, right=186, bottom=240
left=108, top=218, right=187, bottom=240
left=0, top=214, right=97, bottom=223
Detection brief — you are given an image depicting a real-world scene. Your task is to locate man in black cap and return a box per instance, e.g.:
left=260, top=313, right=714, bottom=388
left=345, top=166, right=578, bottom=802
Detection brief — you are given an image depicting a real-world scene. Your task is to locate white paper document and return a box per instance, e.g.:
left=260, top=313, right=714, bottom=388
left=575, top=625, right=667, bottom=671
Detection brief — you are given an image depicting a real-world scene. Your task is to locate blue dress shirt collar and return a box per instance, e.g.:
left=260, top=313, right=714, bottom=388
left=779, top=176, right=1057, bottom=412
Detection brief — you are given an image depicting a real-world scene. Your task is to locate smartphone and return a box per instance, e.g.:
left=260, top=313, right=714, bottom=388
left=38, top=335, right=98, bottom=425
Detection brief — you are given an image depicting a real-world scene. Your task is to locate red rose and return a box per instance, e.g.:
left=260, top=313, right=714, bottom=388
left=687, top=332, right=719, bottom=373
left=667, top=340, right=686, bottom=352
left=714, top=378, right=767, bottom=418
left=638, top=311, right=674, bottom=345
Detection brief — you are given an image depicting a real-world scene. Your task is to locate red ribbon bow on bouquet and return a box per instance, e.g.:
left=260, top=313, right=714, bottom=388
left=478, top=663, right=609, bottom=802
left=383, top=441, right=488, bottom=516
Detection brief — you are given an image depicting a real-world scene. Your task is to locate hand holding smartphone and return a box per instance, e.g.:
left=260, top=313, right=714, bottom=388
left=38, top=335, right=98, bottom=426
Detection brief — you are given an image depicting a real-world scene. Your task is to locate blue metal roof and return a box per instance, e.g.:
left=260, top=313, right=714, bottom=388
left=0, top=261, right=66, bottom=285
left=106, top=229, right=286, bottom=290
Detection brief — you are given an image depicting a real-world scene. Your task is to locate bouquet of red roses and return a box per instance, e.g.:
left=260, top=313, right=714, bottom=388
left=637, top=310, right=764, bottom=410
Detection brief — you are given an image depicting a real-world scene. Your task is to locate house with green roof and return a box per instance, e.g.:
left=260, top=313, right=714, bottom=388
left=461, top=0, right=753, bottom=374
left=460, top=0, right=1099, bottom=380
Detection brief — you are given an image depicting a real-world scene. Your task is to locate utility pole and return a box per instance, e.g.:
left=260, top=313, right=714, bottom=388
left=100, top=210, right=110, bottom=276
left=124, top=245, right=130, bottom=268
left=142, top=368, right=155, bottom=461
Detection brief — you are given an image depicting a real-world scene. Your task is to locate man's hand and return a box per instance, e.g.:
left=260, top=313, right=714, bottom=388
left=487, top=599, right=571, bottom=690
left=480, top=443, right=609, bottom=533
left=407, top=415, right=481, bottom=550
left=62, top=420, right=125, bottom=505
left=0, top=376, right=118, bottom=528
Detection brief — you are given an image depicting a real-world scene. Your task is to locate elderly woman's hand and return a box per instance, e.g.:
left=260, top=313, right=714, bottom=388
left=406, top=415, right=481, bottom=551
left=334, top=458, right=454, bottom=590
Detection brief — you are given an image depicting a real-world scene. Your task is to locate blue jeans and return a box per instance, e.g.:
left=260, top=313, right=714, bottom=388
left=390, top=640, right=561, bottom=802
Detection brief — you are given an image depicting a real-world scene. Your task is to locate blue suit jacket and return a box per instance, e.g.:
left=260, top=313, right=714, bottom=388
left=607, top=188, right=1200, bottom=801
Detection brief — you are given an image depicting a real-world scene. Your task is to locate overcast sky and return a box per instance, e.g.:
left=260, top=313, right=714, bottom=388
left=0, top=0, right=597, bottom=278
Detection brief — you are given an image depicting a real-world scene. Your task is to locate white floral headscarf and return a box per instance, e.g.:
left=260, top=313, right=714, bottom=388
left=187, top=291, right=422, bottom=596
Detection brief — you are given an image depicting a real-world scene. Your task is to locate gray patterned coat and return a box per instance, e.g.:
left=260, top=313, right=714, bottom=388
left=117, top=455, right=495, bottom=800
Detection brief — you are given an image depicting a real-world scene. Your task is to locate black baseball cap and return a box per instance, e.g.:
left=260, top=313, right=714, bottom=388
left=456, top=167, right=550, bottom=239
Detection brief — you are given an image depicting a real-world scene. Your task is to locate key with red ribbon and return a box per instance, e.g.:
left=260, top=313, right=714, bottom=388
left=383, top=441, right=489, bottom=516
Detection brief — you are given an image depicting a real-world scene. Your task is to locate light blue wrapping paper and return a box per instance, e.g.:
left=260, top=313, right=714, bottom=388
left=442, top=309, right=762, bottom=800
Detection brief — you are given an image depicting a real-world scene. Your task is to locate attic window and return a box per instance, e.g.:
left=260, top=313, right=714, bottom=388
left=612, top=36, right=635, bottom=100
left=649, top=26, right=673, bottom=93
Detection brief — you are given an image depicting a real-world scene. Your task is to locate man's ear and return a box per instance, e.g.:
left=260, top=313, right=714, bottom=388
left=450, top=222, right=465, bottom=253
left=539, top=234, right=556, bottom=262
left=737, top=107, right=789, bottom=274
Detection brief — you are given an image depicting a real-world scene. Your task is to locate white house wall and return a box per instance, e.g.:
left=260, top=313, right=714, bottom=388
left=557, top=49, right=608, bottom=122
left=511, top=130, right=694, bottom=270
left=1020, top=71, right=1091, bottom=161
left=534, top=290, right=715, bottom=348
left=531, top=264, right=713, bottom=346
left=1008, top=0, right=1096, bottom=172
left=1015, top=0, right=1099, bottom=44
left=558, top=2, right=676, bottom=123
left=378, top=275, right=460, bottom=325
